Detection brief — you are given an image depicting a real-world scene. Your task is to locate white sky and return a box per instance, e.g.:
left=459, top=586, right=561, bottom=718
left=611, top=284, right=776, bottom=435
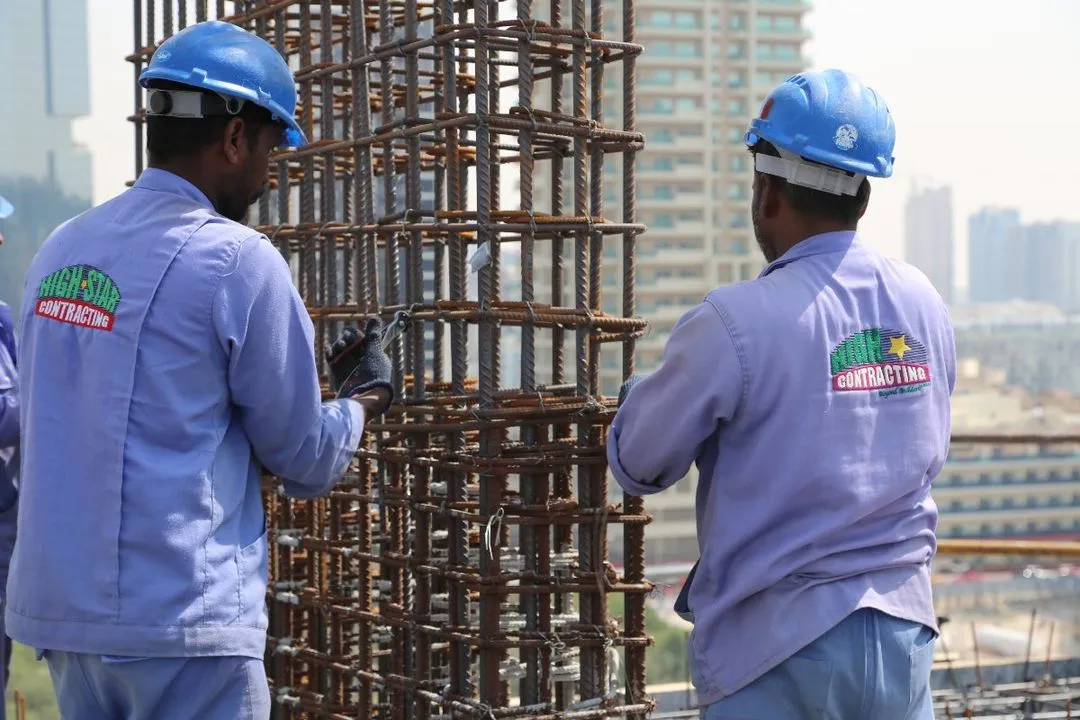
left=75, top=0, right=1080, bottom=291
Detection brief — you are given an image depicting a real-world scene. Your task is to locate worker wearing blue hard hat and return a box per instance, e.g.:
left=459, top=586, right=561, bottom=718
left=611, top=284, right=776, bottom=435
left=610, top=69, right=953, bottom=719
left=6, top=21, right=391, bottom=720
left=0, top=195, right=16, bottom=720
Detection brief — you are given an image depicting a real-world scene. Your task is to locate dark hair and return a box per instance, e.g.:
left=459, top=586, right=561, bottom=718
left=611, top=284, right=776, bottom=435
left=146, top=80, right=277, bottom=165
left=750, top=139, right=870, bottom=225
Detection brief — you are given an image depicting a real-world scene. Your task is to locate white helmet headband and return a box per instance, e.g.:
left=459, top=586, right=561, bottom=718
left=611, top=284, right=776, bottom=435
left=754, top=147, right=865, bottom=197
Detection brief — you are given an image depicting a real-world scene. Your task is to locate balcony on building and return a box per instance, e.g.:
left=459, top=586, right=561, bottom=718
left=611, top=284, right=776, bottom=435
left=752, top=0, right=813, bottom=13
left=639, top=39, right=704, bottom=66
left=637, top=9, right=706, bottom=36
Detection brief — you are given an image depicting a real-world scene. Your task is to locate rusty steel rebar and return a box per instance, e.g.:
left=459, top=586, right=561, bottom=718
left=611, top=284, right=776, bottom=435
left=130, top=1, right=649, bottom=717
left=937, top=538, right=1080, bottom=558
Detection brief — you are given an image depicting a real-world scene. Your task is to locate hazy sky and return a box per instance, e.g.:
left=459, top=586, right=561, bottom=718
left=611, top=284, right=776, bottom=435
left=74, top=0, right=1080, bottom=290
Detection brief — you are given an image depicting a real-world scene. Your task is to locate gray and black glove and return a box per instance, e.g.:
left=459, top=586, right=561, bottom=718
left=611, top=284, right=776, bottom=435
left=617, top=373, right=649, bottom=408
left=325, top=317, right=394, bottom=415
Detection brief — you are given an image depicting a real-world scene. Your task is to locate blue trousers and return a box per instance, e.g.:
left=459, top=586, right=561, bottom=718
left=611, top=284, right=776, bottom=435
left=43, top=652, right=270, bottom=720
left=703, top=608, right=936, bottom=720
left=0, top=596, right=8, bottom=720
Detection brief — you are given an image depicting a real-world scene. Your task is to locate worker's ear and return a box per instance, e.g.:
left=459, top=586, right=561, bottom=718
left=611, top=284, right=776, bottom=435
left=753, top=172, right=783, bottom=222
left=221, top=117, right=248, bottom=166
left=855, top=180, right=871, bottom=221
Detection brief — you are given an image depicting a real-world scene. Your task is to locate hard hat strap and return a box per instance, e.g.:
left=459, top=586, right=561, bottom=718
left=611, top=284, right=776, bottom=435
left=754, top=149, right=865, bottom=197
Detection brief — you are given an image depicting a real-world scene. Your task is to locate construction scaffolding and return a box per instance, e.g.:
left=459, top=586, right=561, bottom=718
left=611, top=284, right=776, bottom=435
left=129, top=0, right=650, bottom=718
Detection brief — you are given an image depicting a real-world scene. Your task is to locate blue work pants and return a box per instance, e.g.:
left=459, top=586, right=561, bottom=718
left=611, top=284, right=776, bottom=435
left=703, top=608, right=936, bottom=719
left=43, top=651, right=270, bottom=720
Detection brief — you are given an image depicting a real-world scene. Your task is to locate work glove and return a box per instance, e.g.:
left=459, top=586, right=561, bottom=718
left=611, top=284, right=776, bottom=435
left=617, top=373, right=649, bottom=408
left=325, top=317, right=394, bottom=415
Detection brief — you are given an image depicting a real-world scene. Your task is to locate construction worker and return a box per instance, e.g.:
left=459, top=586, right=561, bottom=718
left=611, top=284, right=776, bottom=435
left=0, top=195, right=17, bottom=720
left=5, top=21, right=393, bottom=720
left=610, top=69, right=954, bottom=719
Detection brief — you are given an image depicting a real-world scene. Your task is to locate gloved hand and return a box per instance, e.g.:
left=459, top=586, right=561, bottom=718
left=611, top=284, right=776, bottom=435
left=325, top=317, right=394, bottom=415
left=617, top=373, right=649, bottom=408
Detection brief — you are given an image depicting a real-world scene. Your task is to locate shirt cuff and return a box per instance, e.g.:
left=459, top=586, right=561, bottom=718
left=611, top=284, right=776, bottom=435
left=606, top=425, right=663, bottom=497
left=332, top=397, right=367, bottom=478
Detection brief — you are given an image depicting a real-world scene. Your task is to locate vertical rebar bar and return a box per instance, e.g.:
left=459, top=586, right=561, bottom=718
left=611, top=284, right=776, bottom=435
left=620, top=0, right=646, bottom=713
left=516, top=0, right=541, bottom=708
left=473, top=0, right=504, bottom=705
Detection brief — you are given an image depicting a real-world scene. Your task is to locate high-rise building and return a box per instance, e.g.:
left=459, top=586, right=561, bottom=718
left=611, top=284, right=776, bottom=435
left=530, top=0, right=810, bottom=396
left=0, top=0, right=92, bottom=200
left=525, top=0, right=810, bottom=565
left=904, top=183, right=954, bottom=306
left=0, top=0, right=93, bottom=314
left=1024, top=221, right=1080, bottom=313
left=968, top=207, right=1022, bottom=304
left=966, top=211, right=1080, bottom=313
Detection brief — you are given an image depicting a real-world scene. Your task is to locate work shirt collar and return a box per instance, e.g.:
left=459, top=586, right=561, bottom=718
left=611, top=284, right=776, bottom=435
left=133, top=168, right=215, bottom=212
left=759, top=230, right=861, bottom=278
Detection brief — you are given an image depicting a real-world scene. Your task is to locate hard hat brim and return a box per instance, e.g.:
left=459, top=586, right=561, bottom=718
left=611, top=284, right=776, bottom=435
left=281, top=122, right=308, bottom=150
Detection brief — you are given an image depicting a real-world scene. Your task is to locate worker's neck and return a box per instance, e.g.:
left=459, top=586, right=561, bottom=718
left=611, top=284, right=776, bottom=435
left=149, top=161, right=209, bottom=190
left=773, top=221, right=857, bottom=259
left=147, top=161, right=221, bottom=210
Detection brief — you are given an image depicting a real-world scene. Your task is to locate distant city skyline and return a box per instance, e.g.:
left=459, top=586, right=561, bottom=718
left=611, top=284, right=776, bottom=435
left=967, top=208, right=1080, bottom=314
left=68, top=0, right=1080, bottom=297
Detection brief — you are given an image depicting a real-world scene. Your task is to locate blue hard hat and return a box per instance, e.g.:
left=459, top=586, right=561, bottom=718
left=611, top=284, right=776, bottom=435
left=0, top=196, right=12, bottom=220
left=745, top=69, right=895, bottom=180
left=139, top=20, right=307, bottom=148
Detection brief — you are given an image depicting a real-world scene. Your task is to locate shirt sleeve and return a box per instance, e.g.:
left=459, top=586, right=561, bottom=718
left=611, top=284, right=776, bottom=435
left=943, top=307, right=957, bottom=396
left=212, top=234, right=366, bottom=499
left=607, top=298, right=744, bottom=495
left=0, top=342, right=18, bottom=448
left=0, top=302, right=17, bottom=368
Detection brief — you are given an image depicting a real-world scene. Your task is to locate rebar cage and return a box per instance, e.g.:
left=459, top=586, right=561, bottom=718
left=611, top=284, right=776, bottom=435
left=128, top=1, right=653, bottom=717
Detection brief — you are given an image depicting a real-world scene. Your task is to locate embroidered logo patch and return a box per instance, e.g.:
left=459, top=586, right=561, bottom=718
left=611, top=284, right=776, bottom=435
left=829, top=328, right=931, bottom=397
left=34, top=264, right=121, bottom=332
